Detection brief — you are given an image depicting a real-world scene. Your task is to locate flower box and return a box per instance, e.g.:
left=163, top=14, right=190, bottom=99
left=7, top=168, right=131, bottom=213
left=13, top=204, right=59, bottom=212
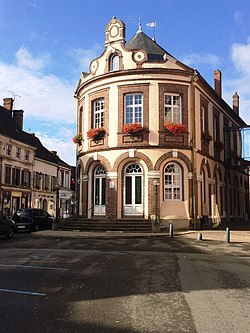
left=87, top=127, right=106, bottom=143
left=164, top=122, right=186, bottom=135
left=214, top=141, right=224, bottom=151
left=72, top=133, right=83, bottom=145
left=122, top=123, right=143, bottom=138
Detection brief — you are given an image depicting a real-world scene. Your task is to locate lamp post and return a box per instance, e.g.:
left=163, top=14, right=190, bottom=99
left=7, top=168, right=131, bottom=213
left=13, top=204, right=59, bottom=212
left=53, top=181, right=62, bottom=230
left=153, top=179, right=160, bottom=232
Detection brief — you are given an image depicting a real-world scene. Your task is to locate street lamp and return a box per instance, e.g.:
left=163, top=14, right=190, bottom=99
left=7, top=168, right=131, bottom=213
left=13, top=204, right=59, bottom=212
left=53, top=181, right=62, bottom=230
left=153, top=179, right=160, bottom=232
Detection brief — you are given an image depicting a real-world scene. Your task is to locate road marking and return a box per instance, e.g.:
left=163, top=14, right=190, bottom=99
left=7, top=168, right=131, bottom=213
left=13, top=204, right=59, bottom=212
left=0, top=264, right=68, bottom=271
left=0, top=288, right=46, bottom=296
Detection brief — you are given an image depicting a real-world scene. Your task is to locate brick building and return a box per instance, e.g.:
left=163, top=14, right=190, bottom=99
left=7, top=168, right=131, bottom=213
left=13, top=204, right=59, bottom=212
left=74, top=17, right=249, bottom=230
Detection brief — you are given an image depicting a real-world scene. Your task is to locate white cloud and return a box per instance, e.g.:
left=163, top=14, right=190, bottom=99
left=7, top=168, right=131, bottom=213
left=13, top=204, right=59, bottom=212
left=0, top=48, right=76, bottom=123
left=15, top=47, right=50, bottom=71
left=223, top=38, right=250, bottom=124
left=68, top=44, right=102, bottom=72
left=36, top=131, right=77, bottom=166
left=180, top=53, right=220, bottom=67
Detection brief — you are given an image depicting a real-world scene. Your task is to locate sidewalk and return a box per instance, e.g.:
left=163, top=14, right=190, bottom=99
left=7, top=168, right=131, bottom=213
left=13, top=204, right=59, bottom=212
left=32, top=229, right=250, bottom=243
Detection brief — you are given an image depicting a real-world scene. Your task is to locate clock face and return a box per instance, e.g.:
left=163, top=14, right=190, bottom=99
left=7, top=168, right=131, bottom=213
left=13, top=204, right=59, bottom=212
left=110, top=25, right=119, bottom=38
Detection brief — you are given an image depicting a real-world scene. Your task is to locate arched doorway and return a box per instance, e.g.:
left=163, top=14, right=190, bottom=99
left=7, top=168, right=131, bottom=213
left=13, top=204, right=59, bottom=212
left=124, top=163, right=143, bottom=216
left=93, top=165, right=106, bottom=215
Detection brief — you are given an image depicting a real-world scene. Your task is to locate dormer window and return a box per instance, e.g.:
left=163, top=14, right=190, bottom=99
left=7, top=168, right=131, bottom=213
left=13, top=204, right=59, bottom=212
left=109, top=54, right=119, bottom=71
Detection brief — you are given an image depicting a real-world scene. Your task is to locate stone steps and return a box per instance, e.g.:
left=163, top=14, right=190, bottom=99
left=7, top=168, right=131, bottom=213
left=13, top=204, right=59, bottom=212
left=59, top=217, right=153, bottom=233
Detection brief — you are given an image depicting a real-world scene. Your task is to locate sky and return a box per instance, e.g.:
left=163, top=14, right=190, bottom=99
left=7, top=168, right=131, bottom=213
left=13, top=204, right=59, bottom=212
left=1, top=0, right=250, bottom=166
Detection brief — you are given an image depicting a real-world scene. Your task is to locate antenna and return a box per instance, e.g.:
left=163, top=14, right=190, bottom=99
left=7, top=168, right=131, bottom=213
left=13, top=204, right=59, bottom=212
left=8, top=91, right=21, bottom=109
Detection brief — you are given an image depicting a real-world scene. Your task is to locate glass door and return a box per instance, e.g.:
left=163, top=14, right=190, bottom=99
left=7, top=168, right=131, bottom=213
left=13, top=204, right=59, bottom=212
left=124, top=164, right=143, bottom=216
left=93, top=166, right=106, bottom=215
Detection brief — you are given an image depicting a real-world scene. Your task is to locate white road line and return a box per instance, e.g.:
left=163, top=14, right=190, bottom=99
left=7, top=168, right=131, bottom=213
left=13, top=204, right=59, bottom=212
left=0, top=288, right=46, bottom=296
left=0, top=264, right=68, bottom=271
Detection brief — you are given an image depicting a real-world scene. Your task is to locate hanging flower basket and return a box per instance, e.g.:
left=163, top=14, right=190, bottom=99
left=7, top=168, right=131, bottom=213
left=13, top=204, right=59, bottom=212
left=87, top=127, right=106, bottom=143
left=164, top=122, right=186, bottom=135
left=72, top=133, right=83, bottom=145
left=122, top=123, right=143, bottom=138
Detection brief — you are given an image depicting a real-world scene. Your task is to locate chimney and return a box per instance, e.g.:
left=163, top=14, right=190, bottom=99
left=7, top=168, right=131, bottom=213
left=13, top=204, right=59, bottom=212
left=12, top=109, right=24, bottom=129
left=214, top=69, right=222, bottom=97
left=2, top=98, right=14, bottom=117
left=232, top=92, right=239, bottom=114
left=51, top=151, right=57, bottom=155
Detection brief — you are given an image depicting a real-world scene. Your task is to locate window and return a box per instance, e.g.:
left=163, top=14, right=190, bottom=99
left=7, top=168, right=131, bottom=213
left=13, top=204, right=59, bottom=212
left=110, top=54, right=119, bottom=71
left=164, top=94, right=182, bottom=123
left=22, top=170, right=30, bottom=187
left=201, top=107, right=205, bottom=133
left=6, top=144, right=12, bottom=156
left=124, top=94, right=143, bottom=125
left=93, top=99, right=105, bottom=128
left=25, top=150, right=30, bottom=161
left=5, top=166, right=11, bottom=184
left=16, top=147, right=21, bottom=159
left=164, top=163, right=182, bottom=200
left=12, top=168, right=21, bottom=186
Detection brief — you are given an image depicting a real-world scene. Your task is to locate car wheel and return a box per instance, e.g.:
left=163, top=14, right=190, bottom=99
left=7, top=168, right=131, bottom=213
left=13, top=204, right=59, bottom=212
left=5, top=227, right=14, bottom=239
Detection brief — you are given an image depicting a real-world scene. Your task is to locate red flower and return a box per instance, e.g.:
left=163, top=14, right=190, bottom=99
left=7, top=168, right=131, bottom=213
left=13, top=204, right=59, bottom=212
left=87, top=127, right=106, bottom=141
left=72, top=133, right=83, bottom=144
left=122, top=123, right=143, bottom=135
left=164, top=122, right=186, bottom=135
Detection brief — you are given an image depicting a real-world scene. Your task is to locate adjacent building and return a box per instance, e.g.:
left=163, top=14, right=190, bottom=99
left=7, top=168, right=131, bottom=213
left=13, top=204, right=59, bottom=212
left=0, top=98, right=73, bottom=218
left=75, top=17, right=249, bottom=230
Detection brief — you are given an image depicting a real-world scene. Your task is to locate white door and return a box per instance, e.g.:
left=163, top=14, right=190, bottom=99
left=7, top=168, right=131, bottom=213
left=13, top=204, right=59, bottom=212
left=93, top=166, right=106, bottom=215
left=124, top=163, right=143, bottom=216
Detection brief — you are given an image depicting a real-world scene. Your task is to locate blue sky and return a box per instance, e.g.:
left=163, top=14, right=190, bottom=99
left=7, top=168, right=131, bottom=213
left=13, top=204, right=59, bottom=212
left=1, top=0, right=250, bottom=165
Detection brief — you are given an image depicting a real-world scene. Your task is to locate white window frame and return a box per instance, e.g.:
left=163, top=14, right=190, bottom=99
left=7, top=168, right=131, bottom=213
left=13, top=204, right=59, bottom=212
left=164, top=163, right=182, bottom=200
left=93, top=99, right=105, bottom=128
left=164, top=94, right=182, bottom=123
left=124, top=94, right=143, bottom=125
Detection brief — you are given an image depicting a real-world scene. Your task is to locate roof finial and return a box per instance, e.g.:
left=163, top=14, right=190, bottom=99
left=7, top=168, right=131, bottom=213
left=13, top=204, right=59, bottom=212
left=137, top=18, right=142, bottom=33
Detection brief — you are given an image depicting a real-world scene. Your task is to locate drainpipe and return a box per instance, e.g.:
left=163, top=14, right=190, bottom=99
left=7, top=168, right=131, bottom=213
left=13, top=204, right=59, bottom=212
left=191, top=69, right=199, bottom=229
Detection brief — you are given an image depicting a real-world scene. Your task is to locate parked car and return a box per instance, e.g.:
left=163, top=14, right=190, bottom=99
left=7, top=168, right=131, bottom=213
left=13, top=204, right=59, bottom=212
left=0, top=211, right=15, bottom=239
left=12, top=208, right=54, bottom=232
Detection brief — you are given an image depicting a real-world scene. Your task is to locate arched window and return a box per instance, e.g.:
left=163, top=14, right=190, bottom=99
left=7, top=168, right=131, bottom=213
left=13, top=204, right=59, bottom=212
left=164, top=163, right=182, bottom=200
left=110, top=54, right=119, bottom=71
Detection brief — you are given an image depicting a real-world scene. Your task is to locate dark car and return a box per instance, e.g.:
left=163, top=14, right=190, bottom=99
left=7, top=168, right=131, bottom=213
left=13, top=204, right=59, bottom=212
left=12, top=208, right=54, bottom=232
left=0, top=211, right=15, bottom=239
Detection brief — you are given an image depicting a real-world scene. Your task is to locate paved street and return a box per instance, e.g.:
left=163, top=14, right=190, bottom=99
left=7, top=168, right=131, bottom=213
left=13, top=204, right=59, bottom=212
left=0, top=232, right=249, bottom=333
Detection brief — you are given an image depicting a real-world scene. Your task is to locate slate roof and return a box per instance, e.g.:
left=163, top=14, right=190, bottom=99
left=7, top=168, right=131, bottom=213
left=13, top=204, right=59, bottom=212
left=0, top=105, right=71, bottom=168
left=125, top=30, right=175, bottom=61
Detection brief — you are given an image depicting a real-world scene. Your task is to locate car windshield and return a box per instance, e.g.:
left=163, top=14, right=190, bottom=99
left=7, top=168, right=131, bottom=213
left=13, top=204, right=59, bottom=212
left=16, top=210, right=32, bottom=218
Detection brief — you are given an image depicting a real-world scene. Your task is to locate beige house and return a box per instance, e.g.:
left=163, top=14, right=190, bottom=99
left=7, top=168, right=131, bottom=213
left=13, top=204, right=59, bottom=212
left=0, top=98, right=73, bottom=218
left=75, top=17, right=249, bottom=230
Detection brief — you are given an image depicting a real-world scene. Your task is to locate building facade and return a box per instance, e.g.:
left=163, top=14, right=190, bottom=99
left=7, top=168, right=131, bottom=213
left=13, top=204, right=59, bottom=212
left=75, top=17, right=249, bottom=230
left=0, top=98, right=73, bottom=218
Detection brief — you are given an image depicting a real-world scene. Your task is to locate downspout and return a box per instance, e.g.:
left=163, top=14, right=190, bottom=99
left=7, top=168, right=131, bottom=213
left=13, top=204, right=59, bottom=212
left=191, top=69, right=199, bottom=228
